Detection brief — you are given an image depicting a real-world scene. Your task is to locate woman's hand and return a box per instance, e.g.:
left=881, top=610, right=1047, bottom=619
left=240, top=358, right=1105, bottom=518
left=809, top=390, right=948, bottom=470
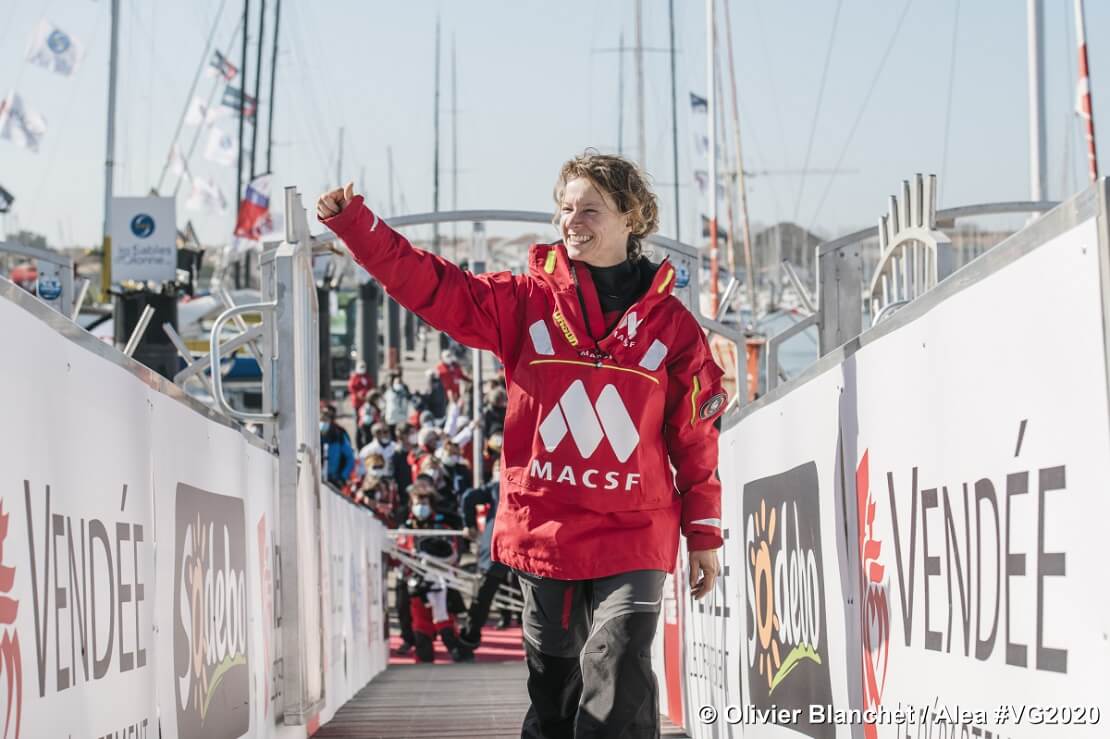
left=689, top=549, right=719, bottom=600
left=317, top=182, right=355, bottom=219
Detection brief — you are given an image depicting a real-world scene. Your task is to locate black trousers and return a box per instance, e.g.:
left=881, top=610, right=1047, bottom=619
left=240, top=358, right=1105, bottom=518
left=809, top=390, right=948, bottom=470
left=465, top=562, right=510, bottom=642
left=517, top=570, right=665, bottom=739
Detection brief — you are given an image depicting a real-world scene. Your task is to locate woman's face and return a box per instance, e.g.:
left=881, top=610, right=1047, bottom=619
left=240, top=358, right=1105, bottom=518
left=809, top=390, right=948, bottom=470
left=559, top=177, right=631, bottom=267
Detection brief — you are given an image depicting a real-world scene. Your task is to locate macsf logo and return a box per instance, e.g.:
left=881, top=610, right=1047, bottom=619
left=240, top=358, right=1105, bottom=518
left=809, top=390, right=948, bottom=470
left=531, top=380, right=642, bottom=490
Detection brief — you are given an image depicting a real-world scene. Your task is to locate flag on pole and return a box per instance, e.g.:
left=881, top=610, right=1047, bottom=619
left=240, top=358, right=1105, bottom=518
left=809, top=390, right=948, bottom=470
left=168, top=146, right=189, bottom=177
left=690, top=92, right=708, bottom=112
left=0, top=91, right=48, bottom=153
left=26, top=19, right=83, bottom=76
left=220, top=86, right=256, bottom=121
left=186, top=177, right=228, bottom=214
left=0, top=183, right=13, bottom=213
left=204, top=126, right=237, bottom=166
left=234, top=174, right=274, bottom=241
left=208, top=50, right=238, bottom=81
left=185, top=96, right=231, bottom=127
left=1075, top=0, right=1098, bottom=182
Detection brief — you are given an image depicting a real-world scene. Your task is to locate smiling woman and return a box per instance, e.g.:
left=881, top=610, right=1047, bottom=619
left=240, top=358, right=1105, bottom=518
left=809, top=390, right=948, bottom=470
left=553, top=149, right=660, bottom=266
left=318, top=150, right=725, bottom=737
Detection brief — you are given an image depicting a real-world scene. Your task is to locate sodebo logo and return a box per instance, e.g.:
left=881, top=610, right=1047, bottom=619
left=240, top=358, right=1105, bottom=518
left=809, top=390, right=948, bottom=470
left=530, top=380, right=642, bottom=490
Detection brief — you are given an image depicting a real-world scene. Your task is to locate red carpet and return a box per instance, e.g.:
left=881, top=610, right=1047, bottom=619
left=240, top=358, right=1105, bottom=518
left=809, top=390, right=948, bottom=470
left=388, top=626, right=526, bottom=665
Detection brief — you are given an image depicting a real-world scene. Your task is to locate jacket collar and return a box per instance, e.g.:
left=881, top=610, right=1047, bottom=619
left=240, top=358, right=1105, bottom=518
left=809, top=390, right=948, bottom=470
left=527, top=242, right=677, bottom=349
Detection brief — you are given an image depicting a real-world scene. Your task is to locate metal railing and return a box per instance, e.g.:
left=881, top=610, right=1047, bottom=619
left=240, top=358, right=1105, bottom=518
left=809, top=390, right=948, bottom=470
left=761, top=173, right=1060, bottom=393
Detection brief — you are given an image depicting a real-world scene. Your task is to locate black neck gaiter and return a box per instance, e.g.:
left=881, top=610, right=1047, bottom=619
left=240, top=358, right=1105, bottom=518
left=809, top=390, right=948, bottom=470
left=587, top=259, right=639, bottom=315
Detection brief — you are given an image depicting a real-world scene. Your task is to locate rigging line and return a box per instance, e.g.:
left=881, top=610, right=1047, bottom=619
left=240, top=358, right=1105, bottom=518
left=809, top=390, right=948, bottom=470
left=173, top=16, right=245, bottom=198
left=938, top=0, right=961, bottom=205
left=807, top=0, right=914, bottom=234
left=155, top=0, right=229, bottom=192
left=750, top=0, right=791, bottom=196
left=285, top=2, right=341, bottom=176
left=23, top=10, right=107, bottom=237
left=792, top=0, right=843, bottom=223
left=146, top=0, right=156, bottom=190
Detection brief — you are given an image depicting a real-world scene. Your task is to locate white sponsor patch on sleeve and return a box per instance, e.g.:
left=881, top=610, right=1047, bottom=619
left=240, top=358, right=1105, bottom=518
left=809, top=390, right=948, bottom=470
left=638, top=339, right=668, bottom=371
left=528, top=319, right=555, bottom=355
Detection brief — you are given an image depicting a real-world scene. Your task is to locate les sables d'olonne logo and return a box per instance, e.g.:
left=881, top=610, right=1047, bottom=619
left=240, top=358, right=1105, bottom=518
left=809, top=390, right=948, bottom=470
left=174, top=484, right=250, bottom=739
left=744, top=462, right=833, bottom=739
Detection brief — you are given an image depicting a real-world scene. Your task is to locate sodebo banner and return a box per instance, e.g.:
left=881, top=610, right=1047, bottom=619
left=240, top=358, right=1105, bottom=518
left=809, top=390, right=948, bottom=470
left=702, top=217, right=1110, bottom=738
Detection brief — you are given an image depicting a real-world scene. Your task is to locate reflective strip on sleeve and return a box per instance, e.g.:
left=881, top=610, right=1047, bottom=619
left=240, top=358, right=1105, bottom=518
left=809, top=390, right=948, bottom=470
left=689, top=375, right=701, bottom=427
left=690, top=517, right=722, bottom=529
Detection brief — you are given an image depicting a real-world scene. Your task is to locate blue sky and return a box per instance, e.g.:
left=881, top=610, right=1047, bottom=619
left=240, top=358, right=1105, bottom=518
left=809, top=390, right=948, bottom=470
left=0, top=0, right=1107, bottom=248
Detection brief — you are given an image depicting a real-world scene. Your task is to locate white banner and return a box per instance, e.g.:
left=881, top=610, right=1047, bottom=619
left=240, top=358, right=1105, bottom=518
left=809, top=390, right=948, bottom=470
left=711, top=217, right=1110, bottom=738
left=0, top=286, right=388, bottom=739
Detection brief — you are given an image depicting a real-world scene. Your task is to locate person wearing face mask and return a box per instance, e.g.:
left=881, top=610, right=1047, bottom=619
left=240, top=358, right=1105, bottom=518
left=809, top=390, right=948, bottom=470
left=359, top=422, right=397, bottom=475
left=347, top=359, right=373, bottom=417
left=359, top=452, right=400, bottom=525
left=397, top=485, right=473, bottom=663
left=436, top=349, right=471, bottom=404
left=319, top=405, right=355, bottom=489
left=436, top=440, right=472, bottom=502
left=383, top=371, right=411, bottom=427
left=319, top=150, right=725, bottom=737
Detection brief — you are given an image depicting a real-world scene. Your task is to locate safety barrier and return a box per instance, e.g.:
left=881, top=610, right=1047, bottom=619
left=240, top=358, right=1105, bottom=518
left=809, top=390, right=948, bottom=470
left=0, top=276, right=388, bottom=739
left=655, top=180, right=1110, bottom=737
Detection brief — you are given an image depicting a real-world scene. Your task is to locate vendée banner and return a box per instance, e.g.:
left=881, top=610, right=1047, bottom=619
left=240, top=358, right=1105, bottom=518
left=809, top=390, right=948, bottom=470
left=0, top=286, right=387, bottom=739
left=670, top=216, right=1110, bottom=737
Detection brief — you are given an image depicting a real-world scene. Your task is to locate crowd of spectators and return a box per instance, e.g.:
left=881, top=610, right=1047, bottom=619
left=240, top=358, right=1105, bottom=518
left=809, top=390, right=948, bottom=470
left=319, top=344, right=517, bottom=662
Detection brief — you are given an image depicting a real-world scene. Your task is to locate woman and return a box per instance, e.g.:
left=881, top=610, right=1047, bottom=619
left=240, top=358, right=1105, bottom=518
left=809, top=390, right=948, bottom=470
left=320, top=151, right=725, bottom=738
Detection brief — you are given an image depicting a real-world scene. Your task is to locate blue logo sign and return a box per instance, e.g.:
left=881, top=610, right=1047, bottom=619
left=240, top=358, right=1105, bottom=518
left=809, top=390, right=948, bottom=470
left=37, top=276, right=62, bottom=301
left=675, top=264, right=690, bottom=288
left=47, top=30, right=71, bottom=54
left=130, top=213, right=155, bottom=239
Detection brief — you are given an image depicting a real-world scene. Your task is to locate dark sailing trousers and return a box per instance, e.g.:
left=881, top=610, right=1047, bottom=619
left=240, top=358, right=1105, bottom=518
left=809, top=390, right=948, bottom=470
left=517, top=570, right=665, bottom=739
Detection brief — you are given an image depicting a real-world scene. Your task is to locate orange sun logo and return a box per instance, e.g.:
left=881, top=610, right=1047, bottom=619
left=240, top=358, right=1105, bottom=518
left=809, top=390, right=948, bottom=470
left=749, top=499, right=782, bottom=691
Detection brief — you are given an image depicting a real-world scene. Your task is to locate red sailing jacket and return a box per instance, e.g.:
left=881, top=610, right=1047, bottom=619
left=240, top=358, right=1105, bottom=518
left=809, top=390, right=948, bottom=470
left=325, top=197, right=726, bottom=579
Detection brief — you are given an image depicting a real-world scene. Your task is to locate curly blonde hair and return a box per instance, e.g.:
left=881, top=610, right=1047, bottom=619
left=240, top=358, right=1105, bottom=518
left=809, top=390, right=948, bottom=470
left=553, top=150, right=659, bottom=262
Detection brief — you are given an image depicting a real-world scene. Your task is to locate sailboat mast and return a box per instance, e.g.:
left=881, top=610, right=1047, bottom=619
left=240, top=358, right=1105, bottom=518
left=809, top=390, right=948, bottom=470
left=705, top=0, right=719, bottom=315
left=618, top=32, right=625, bottom=156
left=101, top=0, right=121, bottom=293
left=236, top=0, right=249, bottom=213
left=433, top=16, right=441, bottom=255
left=668, top=0, right=680, bottom=241
left=266, top=0, right=280, bottom=172
left=1027, top=0, right=1047, bottom=202
left=452, top=34, right=458, bottom=260
left=722, top=0, right=757, bottom=317
left=635, top=0, right=646, bottom=167
left=250, top=0, right=266, bottom=179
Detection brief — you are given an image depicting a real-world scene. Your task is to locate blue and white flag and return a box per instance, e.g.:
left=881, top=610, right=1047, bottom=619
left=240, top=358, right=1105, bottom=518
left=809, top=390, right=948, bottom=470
left=0, top=183, right=13, bottom=213
left=186, top=176, right=228, bottom=214
left=26, top=19, right=83, bottom=76
left=185, top=96, right=231, bottom=127
left=0, top=91, right=48, bottom=153
left=204, top=126, right=237, bottom=167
